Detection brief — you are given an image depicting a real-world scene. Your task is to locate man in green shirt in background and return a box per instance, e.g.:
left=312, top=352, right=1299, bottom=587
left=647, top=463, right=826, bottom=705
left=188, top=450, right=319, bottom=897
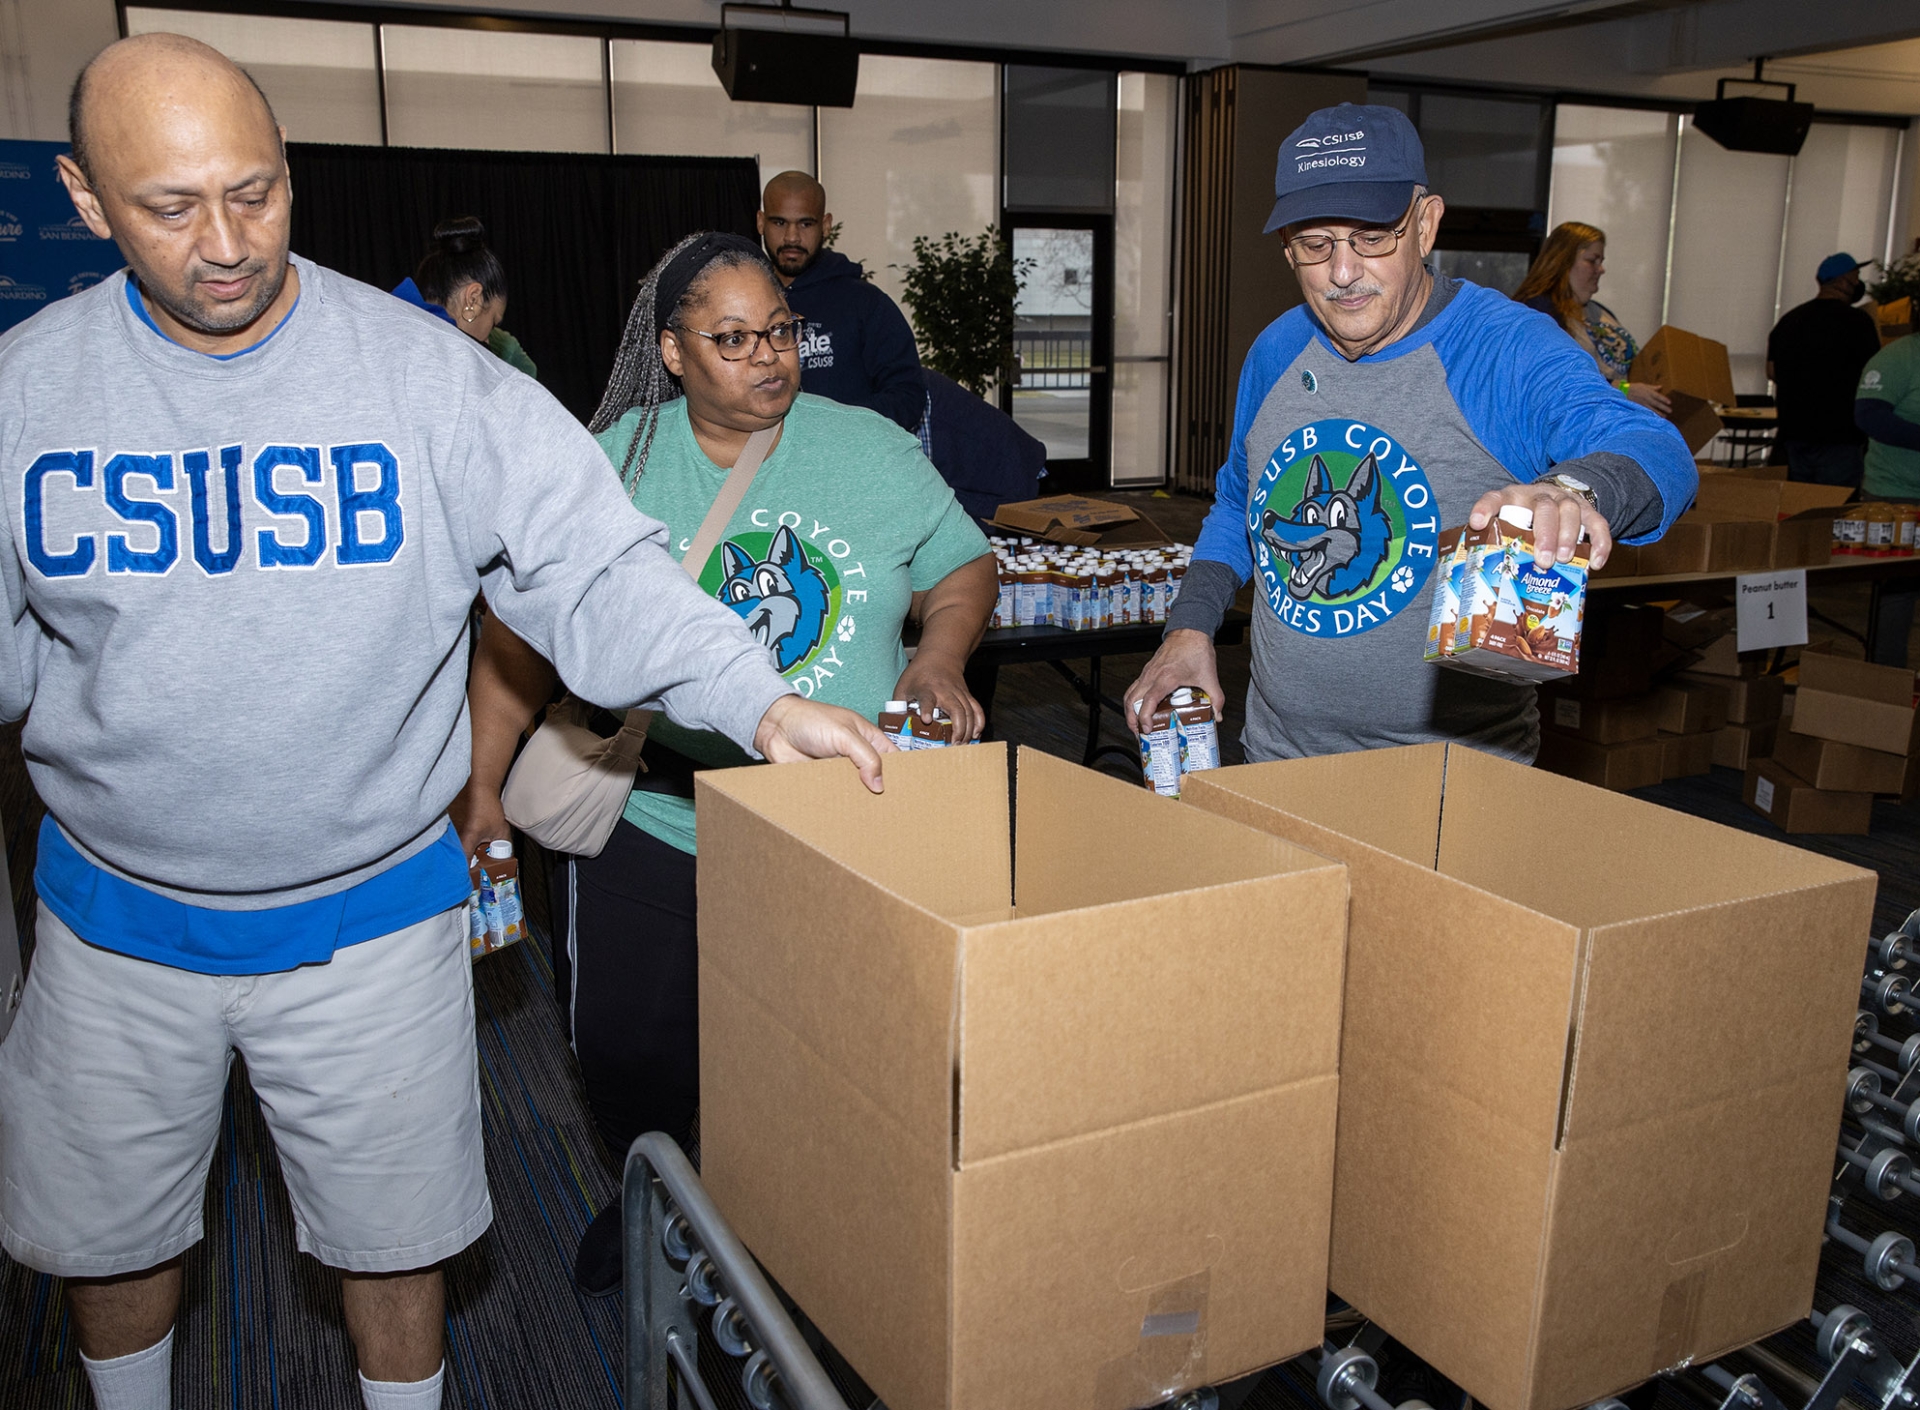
left=1856, top=304, right=1920, bottom=665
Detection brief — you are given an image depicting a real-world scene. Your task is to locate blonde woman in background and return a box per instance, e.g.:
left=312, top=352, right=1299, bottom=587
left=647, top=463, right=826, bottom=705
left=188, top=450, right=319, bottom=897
left=1515, top=221, right=1670, bottom=415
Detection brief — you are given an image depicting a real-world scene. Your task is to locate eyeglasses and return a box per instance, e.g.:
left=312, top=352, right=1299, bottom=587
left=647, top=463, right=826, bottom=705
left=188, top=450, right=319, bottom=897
left=670, top=319, right=802, bottom=361
left=1285, top=201, right=1424, bottom=266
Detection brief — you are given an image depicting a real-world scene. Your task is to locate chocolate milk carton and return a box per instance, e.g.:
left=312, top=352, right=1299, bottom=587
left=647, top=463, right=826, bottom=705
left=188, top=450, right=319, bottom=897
left=1437, top=506, right=1589, bottom=683
left=878, top=700, right=955, bottom=750
left=1139, top=687, right=1219, bottom=797
left=1423, top=526, right=1470, bottom=663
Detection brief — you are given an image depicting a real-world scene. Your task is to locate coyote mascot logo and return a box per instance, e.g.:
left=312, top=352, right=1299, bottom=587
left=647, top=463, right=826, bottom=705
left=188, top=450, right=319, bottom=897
left=718, top=525, right=831, bottom=673
left=1260, top=451, right=1393, bottom=601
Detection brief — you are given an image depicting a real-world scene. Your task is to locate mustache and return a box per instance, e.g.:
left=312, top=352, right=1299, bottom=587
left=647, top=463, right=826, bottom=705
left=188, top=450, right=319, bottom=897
left=1319, top=280, right=1385, bottom=301
left=189, top=259, right=268, bottom=285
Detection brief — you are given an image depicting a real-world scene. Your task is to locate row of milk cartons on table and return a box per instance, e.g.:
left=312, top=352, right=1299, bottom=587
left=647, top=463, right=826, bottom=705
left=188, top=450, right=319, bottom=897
left=986, top=535, right=1192, bottom=630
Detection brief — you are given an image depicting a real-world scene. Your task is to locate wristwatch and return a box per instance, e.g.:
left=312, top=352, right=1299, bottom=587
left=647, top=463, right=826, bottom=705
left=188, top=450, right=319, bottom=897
left=1543, top=472, right=1599, bottom=510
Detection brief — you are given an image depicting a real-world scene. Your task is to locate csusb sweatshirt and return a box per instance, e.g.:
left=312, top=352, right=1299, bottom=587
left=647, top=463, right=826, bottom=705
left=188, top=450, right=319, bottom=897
left=786, top=249, right=926, bottom=433
left=0, top=257, right=792, bottom=919
left=1172, top=277, right=1696, bottom=763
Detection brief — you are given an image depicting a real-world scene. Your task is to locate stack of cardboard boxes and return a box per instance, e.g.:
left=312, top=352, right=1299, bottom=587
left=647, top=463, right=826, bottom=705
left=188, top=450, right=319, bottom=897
left=1532, top=592, right=1913, bottom=837
left=1535, top=596, right=1821, bottom=793
left=1594, top=473, right=1849, bottom=583
left=1534, top=602, right=1752, bottom=791
left=1746, top=654, right=1920, bottom=834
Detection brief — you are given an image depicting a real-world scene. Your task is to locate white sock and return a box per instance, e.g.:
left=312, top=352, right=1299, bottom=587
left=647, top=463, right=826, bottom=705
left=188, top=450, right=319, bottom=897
left=79, top=1326, right=173, bottom=1410
left=360, top=1362, right=445, bottom=1410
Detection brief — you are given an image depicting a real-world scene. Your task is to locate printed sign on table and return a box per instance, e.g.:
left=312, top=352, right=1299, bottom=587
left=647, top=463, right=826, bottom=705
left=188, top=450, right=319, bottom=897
left=1735, top=569, right=1809, bottom=652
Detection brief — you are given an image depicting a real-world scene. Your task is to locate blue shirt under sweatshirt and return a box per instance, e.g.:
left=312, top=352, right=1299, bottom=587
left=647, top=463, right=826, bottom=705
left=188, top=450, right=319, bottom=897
left=40, top=276, right=471, bottom=974
left=390, top=276, right=458, bottom=328
left=1171, top=276, right=1694, bottom=764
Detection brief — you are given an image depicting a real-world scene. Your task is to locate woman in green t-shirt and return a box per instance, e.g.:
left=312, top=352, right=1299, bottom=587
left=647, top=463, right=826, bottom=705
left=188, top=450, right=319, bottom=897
left=459, top=232, right=996, bottom=1294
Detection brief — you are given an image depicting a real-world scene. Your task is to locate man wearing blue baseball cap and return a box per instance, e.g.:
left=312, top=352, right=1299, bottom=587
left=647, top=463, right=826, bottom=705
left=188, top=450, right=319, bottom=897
left=1125, top=102, right=1694, bottom=763
left=1767, top=252, right=1882, bottom=486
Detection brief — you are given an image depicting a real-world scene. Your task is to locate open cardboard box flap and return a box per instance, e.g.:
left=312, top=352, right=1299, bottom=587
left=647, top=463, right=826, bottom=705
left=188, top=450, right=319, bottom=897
left=1695, top=477, right=1854, bottom=521
left=696, top=745, right=1348, bottom=1410
left=1182, top=744, right=1875, bottom=1410
left=988, top=494, right=1174, bottom=547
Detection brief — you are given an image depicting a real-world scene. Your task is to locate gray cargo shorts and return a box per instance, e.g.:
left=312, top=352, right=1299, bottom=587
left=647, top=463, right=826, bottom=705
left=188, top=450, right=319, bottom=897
left=0, top=903, right=492, bottom=1277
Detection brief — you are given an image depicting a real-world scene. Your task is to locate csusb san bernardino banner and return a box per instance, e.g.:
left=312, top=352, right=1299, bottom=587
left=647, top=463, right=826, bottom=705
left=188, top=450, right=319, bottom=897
left=0, top=139, right=124, bottom=336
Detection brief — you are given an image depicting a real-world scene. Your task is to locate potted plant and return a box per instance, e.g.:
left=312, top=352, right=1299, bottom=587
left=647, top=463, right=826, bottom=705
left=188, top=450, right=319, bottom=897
left=895, top=228, right=1030, bottom=397
left=1869, top=251, right=1920, bottom=337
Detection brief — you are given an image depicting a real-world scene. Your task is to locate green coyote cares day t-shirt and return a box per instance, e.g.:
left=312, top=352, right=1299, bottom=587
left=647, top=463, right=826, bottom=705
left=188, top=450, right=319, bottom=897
left=595, top=392, right=990, bottom=854
left=1860, top=335, right=1920, bottom=499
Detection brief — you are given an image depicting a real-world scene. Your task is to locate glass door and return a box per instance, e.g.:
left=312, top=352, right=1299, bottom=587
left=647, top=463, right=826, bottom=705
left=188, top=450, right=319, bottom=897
left=1007, top=216, right=1112, bottom=491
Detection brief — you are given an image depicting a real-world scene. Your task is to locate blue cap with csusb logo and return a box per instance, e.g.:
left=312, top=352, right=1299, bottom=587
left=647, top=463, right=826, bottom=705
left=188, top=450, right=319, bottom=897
left=1265, top=102, right=1428, bottom=235
left=1817, top=252, right=1867, bottom=283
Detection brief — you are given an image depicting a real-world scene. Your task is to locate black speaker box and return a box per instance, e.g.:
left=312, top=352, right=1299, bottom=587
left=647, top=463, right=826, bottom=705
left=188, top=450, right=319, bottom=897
left=1692, top=96, right=1815, bottom=156
left=711, top=28, right=859, bottom=108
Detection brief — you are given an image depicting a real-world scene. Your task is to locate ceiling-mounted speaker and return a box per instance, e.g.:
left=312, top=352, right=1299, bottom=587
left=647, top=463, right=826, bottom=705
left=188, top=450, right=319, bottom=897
left=1692, top=76, right=1814, bottom=156
left=712, top=3, right=859, bottom=109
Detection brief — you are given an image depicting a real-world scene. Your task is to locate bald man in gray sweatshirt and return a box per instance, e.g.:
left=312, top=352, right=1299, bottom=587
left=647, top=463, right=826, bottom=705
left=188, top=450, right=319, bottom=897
left=0, top=33, right=887, bottom=1410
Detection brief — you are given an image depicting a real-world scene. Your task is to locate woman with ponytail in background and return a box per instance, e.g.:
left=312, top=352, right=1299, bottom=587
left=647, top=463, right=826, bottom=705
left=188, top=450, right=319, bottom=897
left=392, top=215, right=537, bottom=378
left=1515, top=221, right=1668, bottom=415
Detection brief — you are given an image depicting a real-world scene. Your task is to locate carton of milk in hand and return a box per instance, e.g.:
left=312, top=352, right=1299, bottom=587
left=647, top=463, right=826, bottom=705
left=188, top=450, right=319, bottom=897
left=1426, top=505, right=1588, bottom=683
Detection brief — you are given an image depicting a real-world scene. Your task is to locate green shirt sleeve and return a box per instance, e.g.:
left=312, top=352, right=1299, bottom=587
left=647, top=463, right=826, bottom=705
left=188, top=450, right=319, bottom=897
left=487, top=326, right=539, bottom=380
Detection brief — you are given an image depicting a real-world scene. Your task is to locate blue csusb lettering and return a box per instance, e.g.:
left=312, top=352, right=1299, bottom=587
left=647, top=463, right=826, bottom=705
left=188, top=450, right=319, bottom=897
left=20, top=442, right=407, bottom=579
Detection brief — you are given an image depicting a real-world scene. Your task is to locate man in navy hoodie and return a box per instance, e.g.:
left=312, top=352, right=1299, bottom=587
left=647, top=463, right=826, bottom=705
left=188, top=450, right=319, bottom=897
left=758, top=170, right=925, bottom=433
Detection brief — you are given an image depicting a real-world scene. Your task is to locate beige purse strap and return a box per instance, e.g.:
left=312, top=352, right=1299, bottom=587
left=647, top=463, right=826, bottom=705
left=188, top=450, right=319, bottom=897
left=681, top=425, right=778, bottom=583
left=620, top=424, right=779, bottom=733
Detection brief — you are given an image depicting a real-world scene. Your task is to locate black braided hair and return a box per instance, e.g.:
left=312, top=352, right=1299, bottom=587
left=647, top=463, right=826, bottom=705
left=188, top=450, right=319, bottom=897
left=588, top=233, right=780, bottom=495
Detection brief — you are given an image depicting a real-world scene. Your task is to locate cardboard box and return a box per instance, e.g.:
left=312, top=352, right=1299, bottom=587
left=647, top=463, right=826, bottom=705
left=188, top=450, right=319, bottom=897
left=1636, top=512, right=1773, bottom=577
left=1540, top=691, right=1658, bottom=744
left=1677, top=670, right=1784, bottom=725
left=1689, top=479, right=1848, bottom=570
left=1535, top=730, right=1665, bottom=791
left=1769, top=515, right=1836, bottom=570
left=1589, top=542, right=1641, bottom=579
left=987, top=495, right=1172, bottom=549
left=1631, top=325, right=1738, bottom=407
left=697, top=745, right=1348, bottom=1410
left=1631, top=327, right=1737, bottom=454
left=1183, top=745, right=1876, bottom=1410
left=1791, top=654, right=1920, bottom=756
left=1874, top=296, right=1912, bottom=344
left=1689, top=634, right=1765, bottom=678
left=1712, top=720, right=1778, bottom=770
left=1662, top=603, right=1734, bottom=650
left=1555, top=604, right=1663, bottom=699
left=1693, top=478, right=1854, bottom=523
left=1659, top=729, right=1715, bottom=779
left=1773, top=727, right=1912, bottom=795
left=1655, top=681, right=1729, bottom=735
left=1743, top=759, right=1873, bottom=835
left=1664, top=392, right=1725, bottom=454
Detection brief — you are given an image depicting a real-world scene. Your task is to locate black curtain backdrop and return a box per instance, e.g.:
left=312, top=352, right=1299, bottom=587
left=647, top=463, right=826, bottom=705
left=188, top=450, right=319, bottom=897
left=286, top=143, right=760, bottom=424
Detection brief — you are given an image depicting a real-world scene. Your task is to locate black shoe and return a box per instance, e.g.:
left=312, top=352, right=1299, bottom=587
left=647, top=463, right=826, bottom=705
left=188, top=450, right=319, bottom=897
left=574, top=1203, right=623, bottom=1298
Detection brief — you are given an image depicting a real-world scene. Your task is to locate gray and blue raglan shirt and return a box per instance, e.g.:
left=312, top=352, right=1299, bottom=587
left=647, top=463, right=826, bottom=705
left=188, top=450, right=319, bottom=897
left=0, top=256, right=793, bottom=966
left=1168, top=276, right=1695, bottom=763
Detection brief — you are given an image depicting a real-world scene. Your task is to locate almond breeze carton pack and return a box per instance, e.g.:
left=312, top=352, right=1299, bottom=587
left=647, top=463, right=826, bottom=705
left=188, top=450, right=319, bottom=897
left=1434, top=506, right=1588, bottom=683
